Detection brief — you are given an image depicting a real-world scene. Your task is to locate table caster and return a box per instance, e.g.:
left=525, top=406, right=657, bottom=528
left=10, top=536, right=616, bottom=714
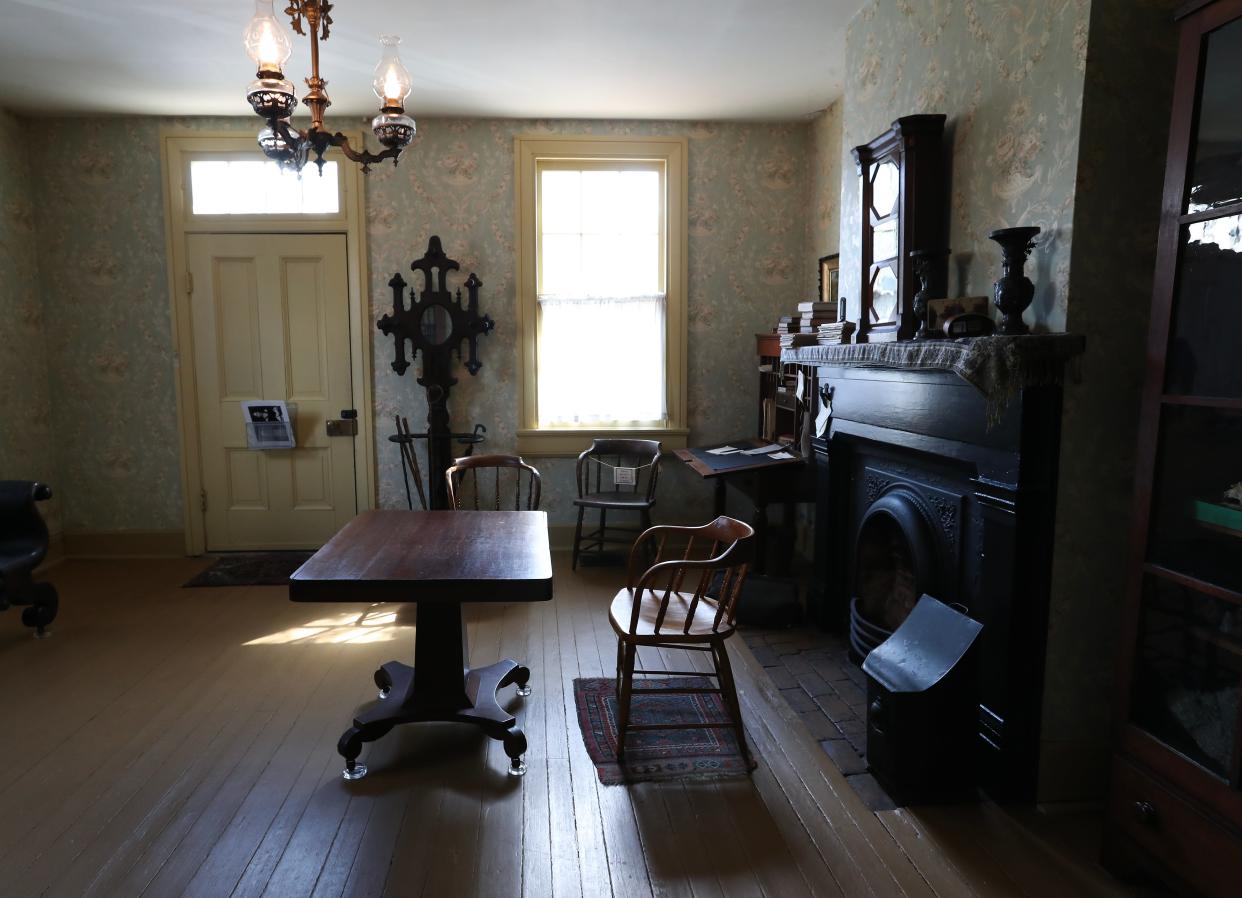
left=511, top=665, right=532, bottom=696
left=503, top=727, right=527, bottom=776
left=374, top=667, right=392, bottom=699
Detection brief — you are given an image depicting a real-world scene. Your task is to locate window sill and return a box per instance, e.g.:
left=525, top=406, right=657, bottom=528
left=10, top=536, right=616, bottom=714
left=517, top=426, right=689, bottom=457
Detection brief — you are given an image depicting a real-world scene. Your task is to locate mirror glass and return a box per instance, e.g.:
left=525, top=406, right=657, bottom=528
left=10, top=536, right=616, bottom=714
left=419, top=303, right=453, bottom=346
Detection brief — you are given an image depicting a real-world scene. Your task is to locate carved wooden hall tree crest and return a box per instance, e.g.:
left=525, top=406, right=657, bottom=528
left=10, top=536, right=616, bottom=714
left=378, top=236, right=494, bottom=509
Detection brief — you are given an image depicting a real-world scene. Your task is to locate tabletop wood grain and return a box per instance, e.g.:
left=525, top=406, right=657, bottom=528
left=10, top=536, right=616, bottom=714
left=288, top=510, right=554, bottom=604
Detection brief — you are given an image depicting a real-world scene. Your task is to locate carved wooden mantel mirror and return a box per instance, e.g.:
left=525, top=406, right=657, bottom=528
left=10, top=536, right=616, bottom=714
left=378, top=236, right=494, bottom=508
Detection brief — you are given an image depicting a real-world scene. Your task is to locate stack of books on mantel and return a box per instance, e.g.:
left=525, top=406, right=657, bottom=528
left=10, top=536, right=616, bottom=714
left=776, top=301, right=839, bottom=334
left=778, top=331, right=819, bottom=349
left=816, top=319, right=856, bottom=345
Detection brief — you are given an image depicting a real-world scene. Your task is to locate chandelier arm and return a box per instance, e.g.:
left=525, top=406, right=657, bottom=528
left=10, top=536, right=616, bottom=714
left=324, top=131, right=402, bottom=172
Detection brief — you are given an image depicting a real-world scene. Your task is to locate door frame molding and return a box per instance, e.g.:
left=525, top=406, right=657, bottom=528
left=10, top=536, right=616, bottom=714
left=160, top=130, right=376, bottom=555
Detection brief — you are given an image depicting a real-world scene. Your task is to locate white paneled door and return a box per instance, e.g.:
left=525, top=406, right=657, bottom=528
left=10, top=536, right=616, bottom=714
left=188, top=233, right=356, bottom=550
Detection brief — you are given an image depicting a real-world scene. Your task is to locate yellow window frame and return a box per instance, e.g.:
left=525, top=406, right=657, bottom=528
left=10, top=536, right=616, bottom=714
left=514, top=135, right=689, bottom=457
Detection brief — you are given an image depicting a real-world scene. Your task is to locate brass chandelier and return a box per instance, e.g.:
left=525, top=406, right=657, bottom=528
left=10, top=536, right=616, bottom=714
left=243, top=0, right=416, bottom=173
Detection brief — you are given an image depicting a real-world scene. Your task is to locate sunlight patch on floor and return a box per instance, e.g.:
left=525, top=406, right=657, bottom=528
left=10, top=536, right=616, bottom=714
left=244, top=605, right=414, bottom=645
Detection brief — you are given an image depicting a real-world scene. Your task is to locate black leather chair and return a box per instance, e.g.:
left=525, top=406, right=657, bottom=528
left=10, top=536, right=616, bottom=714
left=0, top=481, right=59, bottom=636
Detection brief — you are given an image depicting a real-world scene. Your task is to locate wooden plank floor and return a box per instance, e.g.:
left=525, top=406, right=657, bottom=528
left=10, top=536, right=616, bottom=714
left=0, top=556, right=1144, bottom=897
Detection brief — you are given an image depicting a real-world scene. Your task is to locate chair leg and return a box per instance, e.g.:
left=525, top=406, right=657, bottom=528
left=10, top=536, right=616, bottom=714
left=599, top=508, right=607, bottom=554
left=572, top=505, right=585, bottom=571
left=615, top=638, right=624, bottom=700
left=714, top=640, right=754, bottom=770
left=615, top=641, right=637, bottom=761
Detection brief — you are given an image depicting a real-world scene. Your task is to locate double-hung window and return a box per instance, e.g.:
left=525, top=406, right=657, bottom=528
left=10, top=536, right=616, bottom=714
left=515, top=137, right=688, bottom=455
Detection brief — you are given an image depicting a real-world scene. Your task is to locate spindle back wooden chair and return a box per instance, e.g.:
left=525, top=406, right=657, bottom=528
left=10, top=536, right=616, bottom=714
left=445, top=454, right=542, bottom=511
left=608, top=516, right=756, bottom=766
left=572, top=438, right=662, bottom=570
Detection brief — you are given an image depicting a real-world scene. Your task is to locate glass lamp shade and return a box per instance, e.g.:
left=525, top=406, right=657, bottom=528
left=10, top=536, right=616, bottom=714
left=372, top=36, right=413, bottom=110
left=247, top=75, right=297, bottom=119
left=243, top=0, right=292, bottom=75
left=372, top=110, right=417, bottom=150
left=257, top=121, right=304, bottom=170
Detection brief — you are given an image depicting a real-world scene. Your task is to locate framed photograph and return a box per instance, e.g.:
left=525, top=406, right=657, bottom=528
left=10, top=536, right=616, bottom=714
left=926, top=296, right=990, bottom=334
left=818, top=253, right=840, bottom=310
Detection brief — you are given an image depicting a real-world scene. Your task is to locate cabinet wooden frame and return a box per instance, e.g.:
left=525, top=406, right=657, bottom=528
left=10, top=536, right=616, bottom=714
left=852, top=115, right=947, bottom=343
left=1104, top=1, right=1242, bottom=893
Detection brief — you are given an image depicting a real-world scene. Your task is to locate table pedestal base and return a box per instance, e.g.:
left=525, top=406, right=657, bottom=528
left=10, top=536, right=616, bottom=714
left=335, top=602, right=531, bottom=779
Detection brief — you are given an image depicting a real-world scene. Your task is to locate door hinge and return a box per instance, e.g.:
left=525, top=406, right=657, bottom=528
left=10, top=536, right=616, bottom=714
left=200, top=488, right=207, bottom=513
left=186, top=271, right=194, bottom=296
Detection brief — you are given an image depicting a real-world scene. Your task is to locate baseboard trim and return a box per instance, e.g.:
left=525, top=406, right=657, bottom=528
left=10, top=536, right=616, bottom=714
left=63, top=529, right=186, bottom=558
left=35, top=531, right=67, bottom=573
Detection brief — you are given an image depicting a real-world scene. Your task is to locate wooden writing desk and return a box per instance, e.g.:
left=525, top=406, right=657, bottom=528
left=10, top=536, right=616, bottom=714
left=674, top=439, right=809, bottom=575
left=289, top=509, right=554, bottom=779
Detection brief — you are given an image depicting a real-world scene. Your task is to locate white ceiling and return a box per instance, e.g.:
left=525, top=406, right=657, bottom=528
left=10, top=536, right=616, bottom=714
left=0, top=0, right=857, bottom=120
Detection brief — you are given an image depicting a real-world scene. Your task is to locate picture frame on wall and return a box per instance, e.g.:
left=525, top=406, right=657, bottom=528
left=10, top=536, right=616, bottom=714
left=818, top=254, right=841, bottom=316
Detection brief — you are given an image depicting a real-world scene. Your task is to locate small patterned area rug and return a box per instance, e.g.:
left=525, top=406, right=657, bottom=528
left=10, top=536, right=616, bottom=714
left=183, top=552, right=314, bottom=588
left=573, top=676, right=757, bottom=784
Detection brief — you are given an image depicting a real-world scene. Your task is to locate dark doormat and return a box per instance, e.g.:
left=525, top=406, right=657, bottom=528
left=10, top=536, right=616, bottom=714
left=574, top=676, right=757, bottom=784
left=183, top=551, right=314, bottom=588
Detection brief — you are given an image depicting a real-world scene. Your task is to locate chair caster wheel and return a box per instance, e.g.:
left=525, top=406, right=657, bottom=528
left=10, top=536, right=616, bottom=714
left=377, top=689, right=389, bottom=700
left=516, top=684, right=532, bottom=697
left=342, top=762, right=368, bottom=781
left=508, top=758, right=527, bottom=777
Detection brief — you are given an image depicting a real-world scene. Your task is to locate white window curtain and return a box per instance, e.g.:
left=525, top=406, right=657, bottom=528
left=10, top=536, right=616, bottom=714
left=537, top=294, right=666, bottom=426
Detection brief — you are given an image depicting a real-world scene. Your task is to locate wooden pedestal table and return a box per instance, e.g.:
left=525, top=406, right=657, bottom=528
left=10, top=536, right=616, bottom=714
left=289, top=510, right=554, bottom=779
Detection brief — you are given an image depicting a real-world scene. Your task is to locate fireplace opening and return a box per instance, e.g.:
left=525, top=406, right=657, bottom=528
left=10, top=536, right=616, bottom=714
left=850, top=487, right=940, bottom=660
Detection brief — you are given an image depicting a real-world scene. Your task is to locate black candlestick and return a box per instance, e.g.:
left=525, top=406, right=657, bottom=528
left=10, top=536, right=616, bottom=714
left=910, top=248, right=950, bottom=341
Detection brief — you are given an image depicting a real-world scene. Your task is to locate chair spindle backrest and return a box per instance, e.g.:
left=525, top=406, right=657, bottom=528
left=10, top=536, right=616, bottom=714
left=626, top=516, right=754, bottom=636
left=576, top=438, right=662, bottom=500
left=445, top=454, right=542, bottom=511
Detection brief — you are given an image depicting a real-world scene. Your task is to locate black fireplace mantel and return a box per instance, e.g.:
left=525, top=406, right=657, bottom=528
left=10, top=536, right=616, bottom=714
left=803, top=350, right=1076, bottom=803
left=784, top=333, right=1084, bottom=424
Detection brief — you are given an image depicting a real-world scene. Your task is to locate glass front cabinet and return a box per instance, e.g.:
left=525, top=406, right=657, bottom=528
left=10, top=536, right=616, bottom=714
left=851, top=115, right=947, bottom=343
left=1105, top=2, right=1242, bottom=894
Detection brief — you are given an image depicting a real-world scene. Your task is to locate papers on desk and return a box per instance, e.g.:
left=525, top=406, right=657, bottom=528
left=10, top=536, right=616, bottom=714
left=706, top=445, right=741, bottom=455
left=769, top=451, right=797, bottom=460
left=741, top=444, right=784, bottom=455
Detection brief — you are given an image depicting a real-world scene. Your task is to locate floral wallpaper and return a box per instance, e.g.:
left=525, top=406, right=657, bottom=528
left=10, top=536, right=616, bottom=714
left=25, top=117, right=184, bottom=532
left=0, top=108, right=60, bottom=533
left=839, top=0, right=1091, bottom=333
left=14, top=114, right=812, bottom=531
left=806, top=101, right=843, bottom=282
left=1040, top=0, right=1181, bottom=801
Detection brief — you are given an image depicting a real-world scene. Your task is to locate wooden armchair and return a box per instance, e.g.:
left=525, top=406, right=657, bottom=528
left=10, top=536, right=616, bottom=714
left=445, top=454, right=542, bottom=511
left=572, top=438, right=662, bottom=570
left=608, top=516, right=756, bottom=766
